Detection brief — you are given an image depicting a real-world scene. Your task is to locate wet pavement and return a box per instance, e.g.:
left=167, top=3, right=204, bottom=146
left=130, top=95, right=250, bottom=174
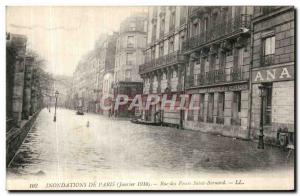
left=8, top=108, right=294, bottom=178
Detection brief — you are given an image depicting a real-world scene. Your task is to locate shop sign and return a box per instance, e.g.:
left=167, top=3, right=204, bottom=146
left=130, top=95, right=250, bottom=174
left=252, top=64, right=294, bottom=83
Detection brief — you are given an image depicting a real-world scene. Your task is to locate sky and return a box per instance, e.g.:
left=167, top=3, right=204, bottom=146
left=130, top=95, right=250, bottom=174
left=6, top=6, right=147, bottom=76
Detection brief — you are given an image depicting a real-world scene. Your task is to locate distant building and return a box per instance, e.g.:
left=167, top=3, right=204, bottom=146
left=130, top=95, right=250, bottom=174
left=53, top=75, right=73, bottom=108
left=250, top=6, right=295, bottom=145
left=139, top=6, right=188, bottom=125
left=72, top=50, right=99, bottom=113
left=98, top=33, right=118, bottom=115
left=113, top=13, right=148, bottom=117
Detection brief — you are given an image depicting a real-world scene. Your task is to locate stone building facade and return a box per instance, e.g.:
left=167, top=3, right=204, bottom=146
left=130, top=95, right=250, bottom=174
left=139, top=6, right=188, bottom=125
left=113, top=13, right=147, bottom=117
left=250, top=6, right=295, bottom=145
left=6, top=33, right=46, bottom=165
left=182, top=6, right=253, bottom=139
left=72, top=33, right=117, bottom=114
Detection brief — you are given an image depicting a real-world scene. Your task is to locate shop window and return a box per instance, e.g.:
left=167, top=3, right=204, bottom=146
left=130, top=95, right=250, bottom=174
left=217, top=92, right=225, bottom=124
left=207, top=93, right=214, bottom=123
left=198, top=94, right=205, bottom=122
left=264, top=84, right=272, bottom=125
left=231, top=91, right=241, bottom=125
left=187, top=94, right=194, bottom=121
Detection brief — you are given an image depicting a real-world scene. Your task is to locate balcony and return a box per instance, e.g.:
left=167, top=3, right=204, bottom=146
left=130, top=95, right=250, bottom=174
left=261, top=54, right=275, bottom=66
left=187, top=67, right=246, bottom=88
left=182, top=14, right=251, bottom=52
left=139, top=51, right=185, bottom=74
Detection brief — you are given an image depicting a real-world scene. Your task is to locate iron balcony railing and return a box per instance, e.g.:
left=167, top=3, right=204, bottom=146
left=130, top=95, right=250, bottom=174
left=182, top=14, right=251, bottom=52
left=139, top=51, right=185, bottom=74
left=261, top=54, right=275, bottom=66
left=187, top=67, right=246, bottom=88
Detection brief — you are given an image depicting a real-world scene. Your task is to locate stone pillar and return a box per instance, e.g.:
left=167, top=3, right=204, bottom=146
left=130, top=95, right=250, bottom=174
left=12, top=56, right=26, bottom=127
left=224, top=91, right=233, bottom=126
left=22, top=56, right=34, bottom=120
left=30, top=70, right=37, bottom=116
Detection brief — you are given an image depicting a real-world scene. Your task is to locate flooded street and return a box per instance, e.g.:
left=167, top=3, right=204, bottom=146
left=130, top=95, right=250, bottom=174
left=8, top=108, right=293, bottom=179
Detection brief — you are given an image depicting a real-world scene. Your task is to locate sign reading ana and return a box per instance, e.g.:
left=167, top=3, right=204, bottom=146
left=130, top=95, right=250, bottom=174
left=252, top=65, right=294, bottom=83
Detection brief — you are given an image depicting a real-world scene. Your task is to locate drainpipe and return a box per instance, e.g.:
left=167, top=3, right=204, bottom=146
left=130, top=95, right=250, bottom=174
left=247, top=13, right=254, bottom=140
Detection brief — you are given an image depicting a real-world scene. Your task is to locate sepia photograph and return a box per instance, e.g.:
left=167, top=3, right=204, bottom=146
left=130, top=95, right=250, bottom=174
left=5, top=4, right=295, bottom=191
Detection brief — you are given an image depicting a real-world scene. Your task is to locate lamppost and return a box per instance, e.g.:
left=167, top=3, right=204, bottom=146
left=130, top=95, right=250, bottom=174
left=53, top=90, right=59, bottom=122
left=258, top=85, right=266, bottom=149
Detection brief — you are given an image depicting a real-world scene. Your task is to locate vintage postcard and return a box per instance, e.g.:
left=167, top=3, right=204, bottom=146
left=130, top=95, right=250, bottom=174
left=6, top=5, right=295, bottom=191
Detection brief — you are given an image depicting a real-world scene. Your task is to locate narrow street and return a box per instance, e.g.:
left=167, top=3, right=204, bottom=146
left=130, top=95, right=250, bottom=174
left=8, top=108, right=293, bottom=179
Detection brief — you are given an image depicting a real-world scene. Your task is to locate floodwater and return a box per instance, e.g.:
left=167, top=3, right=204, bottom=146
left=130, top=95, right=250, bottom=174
left=7, top=108, right=294, bottom=179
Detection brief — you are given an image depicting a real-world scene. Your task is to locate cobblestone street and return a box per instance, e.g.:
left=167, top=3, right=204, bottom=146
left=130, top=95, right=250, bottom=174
left=8, top=108, right=293, bottom=179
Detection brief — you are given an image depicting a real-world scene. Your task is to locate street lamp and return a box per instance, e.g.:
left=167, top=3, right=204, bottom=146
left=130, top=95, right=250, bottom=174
left=258, top=85, right=266, bottom=149
left=53, top=90, right=59, bottom=122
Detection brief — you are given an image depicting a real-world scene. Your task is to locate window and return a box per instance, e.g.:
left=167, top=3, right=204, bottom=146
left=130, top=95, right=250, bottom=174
left=129, top=22, right=136, bottom=31
left=169, top=9, right=176, bottom=31
left=207, top=93, right=214, bottom=123
left=187, top=94, right=194, bottom=121
left=179, top=34, right=185, bottom=51
left=217, top=92, right=225, bottom=124
left=159, top=43, right=164, bottom=57
left=220, top=51, right=226, bottom=67
left=238, top=48, right=244, bottom=66
left=263, top=84, right=272, bottom=125
left=180, top=7, right=187, bottom=25
left=126, top=52, right=134, bottom=65
left=169, top=38, right=174, bottom=53
left=192, top=22, right=199, bottom=36
left=264, top=36, right=276, bottom=54
left=151, top=47, right=156, bottom=59
left=262, top=36, right=275, bottom=65
left=212, top=13, right=218, bottom=28
left=125, top=69, right=131, bottom=81
left=203, top=17, right=208, bottom=32
left=160, top=18, right=165, bottom=37
left=232, top=91, right=241, bottom=125
left=127, top=36, right=134, bottom=48
left=152, top=24, right=157, bottom=41
left=198, top=94, right=205, bottom=122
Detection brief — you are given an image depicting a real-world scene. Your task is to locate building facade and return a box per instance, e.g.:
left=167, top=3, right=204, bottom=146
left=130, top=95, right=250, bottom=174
left=139, top=6, right=188, bottom=125
left=6, top=33, right=48, bottom=165
left=113, top=13, right=148, bottom=117
left=182, top=6, right=253, bottom=139
left=250, top=6, right=295, bottom=145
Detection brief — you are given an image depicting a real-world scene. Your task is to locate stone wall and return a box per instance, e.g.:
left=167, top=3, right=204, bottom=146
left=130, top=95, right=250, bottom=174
left=6, top=110, right=40, bottom=166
